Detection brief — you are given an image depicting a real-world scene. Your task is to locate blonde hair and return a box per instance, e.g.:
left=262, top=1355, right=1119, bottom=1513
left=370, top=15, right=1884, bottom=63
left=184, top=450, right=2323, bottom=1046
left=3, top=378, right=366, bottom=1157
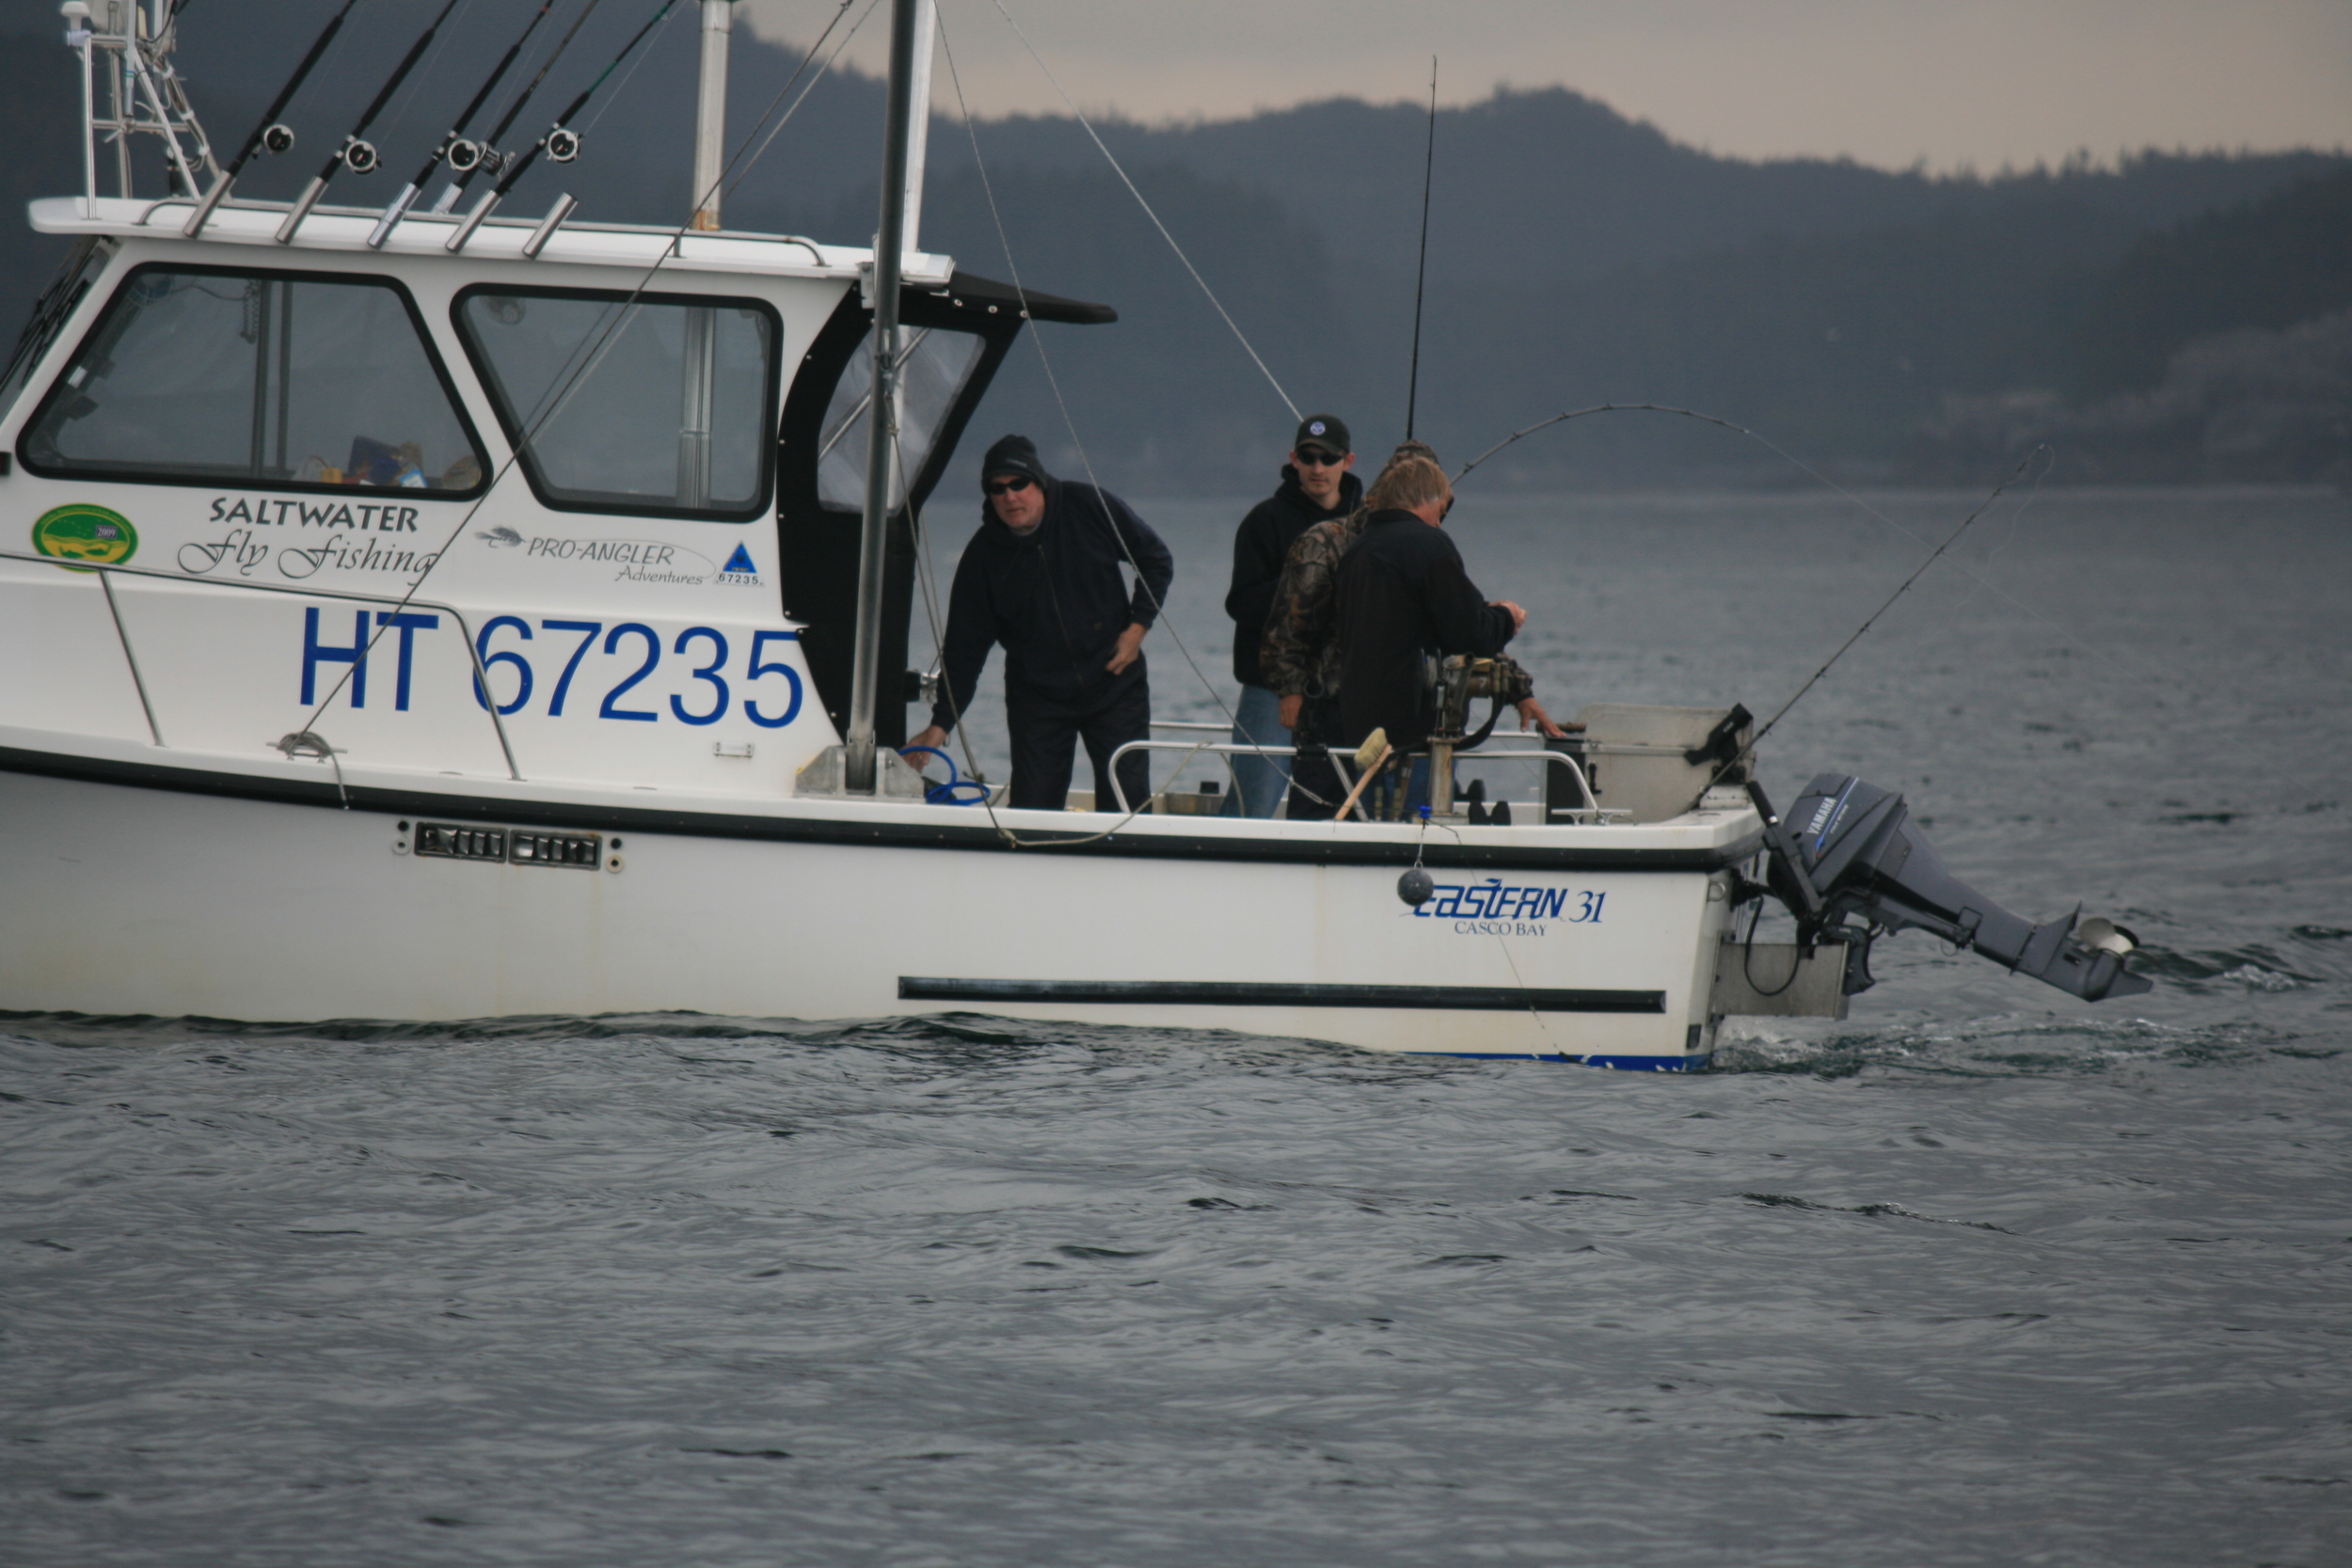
left=1365, top=453, right=1450, bottom=514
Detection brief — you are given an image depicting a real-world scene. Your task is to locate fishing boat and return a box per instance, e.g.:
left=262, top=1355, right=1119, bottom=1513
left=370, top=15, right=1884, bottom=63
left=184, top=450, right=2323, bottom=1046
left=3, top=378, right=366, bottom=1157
left=0, top=0, right=2149, bottom=1068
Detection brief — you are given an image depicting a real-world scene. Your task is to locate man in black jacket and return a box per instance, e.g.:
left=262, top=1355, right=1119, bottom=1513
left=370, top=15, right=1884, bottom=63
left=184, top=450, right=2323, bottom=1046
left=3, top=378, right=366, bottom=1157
left=1334, top=452, right=1525, bottom=816
left=905, top=436, right=1175, bottom=813
left=1222, top=413, right=1362, bottom=816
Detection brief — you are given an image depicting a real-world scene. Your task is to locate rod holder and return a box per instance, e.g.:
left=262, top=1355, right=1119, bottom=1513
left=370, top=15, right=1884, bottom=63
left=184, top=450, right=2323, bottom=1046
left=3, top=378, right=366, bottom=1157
left=445, top=187, right=501, bottom=253
left=520, top=193, right=578, bottom=259
left=275, top=173, right=328, bottom=243
left=366, top=182, right=421, bottom=249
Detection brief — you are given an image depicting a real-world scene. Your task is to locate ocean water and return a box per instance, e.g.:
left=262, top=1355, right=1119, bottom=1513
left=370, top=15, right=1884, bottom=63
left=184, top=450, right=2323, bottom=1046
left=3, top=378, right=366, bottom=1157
left=7, top=485, right=2349, bottom=1566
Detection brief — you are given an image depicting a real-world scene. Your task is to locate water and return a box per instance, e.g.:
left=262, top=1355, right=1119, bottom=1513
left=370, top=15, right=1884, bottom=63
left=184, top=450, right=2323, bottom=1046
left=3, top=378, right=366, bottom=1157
left=7, top=486, right=2349, bottom=1566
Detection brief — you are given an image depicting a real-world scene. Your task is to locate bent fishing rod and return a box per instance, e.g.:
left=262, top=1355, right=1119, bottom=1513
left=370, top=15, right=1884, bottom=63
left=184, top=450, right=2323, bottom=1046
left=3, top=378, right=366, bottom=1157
left=447, top=0, right=680, bottom=252
left=370, top=0, right=560, bottom=247
left=433, top=0, right=604, bottom=212
left=277, top=0, right=468, bottom=244
left=182, top=0, right=361, bottom=237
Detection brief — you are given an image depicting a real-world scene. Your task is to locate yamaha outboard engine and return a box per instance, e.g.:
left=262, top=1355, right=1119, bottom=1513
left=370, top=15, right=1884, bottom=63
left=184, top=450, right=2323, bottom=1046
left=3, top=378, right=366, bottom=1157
left=1749, top=773, right=2152, bottom=1003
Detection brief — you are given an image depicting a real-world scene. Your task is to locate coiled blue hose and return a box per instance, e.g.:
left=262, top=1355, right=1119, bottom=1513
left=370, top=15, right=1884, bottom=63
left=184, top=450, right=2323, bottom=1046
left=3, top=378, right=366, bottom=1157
left=899, top=746, right=991, bottom=806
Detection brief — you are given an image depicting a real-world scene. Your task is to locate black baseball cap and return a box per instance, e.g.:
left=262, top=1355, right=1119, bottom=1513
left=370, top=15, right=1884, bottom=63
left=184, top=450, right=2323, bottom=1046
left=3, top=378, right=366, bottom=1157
left=1294, top=413, right=1351, bottom=457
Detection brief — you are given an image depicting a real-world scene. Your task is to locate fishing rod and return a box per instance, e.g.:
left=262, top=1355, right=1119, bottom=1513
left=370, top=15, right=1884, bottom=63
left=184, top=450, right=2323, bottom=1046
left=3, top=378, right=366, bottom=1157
left=181, top=0, right=361, bottom=237
left=277, top=0, right=468, bottom=244
left=370, top=0, right=560, bottom=246
left=448, top=0, right=679, bottom=252
left=432, top=0, right=603, bottom=213
left=1405, top=56, right=1437, bottom=441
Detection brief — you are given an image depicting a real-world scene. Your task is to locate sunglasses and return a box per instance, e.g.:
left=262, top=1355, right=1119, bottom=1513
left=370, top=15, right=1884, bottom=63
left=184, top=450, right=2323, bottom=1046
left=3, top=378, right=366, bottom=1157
left=984, top=475, right=1036, bottom=496
left=1295, top=449, right=1346, bottom=467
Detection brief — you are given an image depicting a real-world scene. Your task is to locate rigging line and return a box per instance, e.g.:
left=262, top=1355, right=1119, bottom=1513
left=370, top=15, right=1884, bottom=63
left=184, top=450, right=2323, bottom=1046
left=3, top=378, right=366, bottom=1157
left=986, top=0, right=1298, bottom=421
left=937, top=11, right=1252, bottom=757
left=930, top=21, right=1244, bottom=846
left=1454, top=401, right=2146, bottom=688
left=1405, top=56, right=1435, bottom=442
left=721, top=0, right=872, bottom=198
left=297, top=1, right=880, bottom=728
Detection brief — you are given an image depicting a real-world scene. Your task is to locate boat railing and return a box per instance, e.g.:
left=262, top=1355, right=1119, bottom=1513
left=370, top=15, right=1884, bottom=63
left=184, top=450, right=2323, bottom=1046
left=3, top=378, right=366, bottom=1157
left=0, top=547, right=523, bottom=782
left=1104, top=736, right=1618, bottom=822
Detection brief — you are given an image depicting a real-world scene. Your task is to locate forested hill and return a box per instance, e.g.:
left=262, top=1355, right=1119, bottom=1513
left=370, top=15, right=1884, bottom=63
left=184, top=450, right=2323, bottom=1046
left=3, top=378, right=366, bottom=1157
left=2, top=4, right=2344, bottom=488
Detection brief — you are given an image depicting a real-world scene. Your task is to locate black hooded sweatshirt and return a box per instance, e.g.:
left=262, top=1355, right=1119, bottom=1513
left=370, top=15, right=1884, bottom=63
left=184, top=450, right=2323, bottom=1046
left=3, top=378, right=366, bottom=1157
left=1223, top=465, right=1363, bottom=686
left=930, top=479, right=1176, bottom=736
left=1333, top=508, right=1517, bottom=752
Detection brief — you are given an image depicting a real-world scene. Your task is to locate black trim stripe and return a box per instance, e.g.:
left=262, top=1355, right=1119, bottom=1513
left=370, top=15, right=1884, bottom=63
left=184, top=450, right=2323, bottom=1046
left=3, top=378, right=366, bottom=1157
left=899, top=977, right=1667, bottom=1014
left=0, top=747, right=1760, bottom=873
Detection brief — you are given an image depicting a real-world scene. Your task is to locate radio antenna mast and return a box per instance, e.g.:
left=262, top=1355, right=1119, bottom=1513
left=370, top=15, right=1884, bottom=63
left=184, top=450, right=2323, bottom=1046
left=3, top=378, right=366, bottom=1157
left=1405, top=56, right=1436, bottom=440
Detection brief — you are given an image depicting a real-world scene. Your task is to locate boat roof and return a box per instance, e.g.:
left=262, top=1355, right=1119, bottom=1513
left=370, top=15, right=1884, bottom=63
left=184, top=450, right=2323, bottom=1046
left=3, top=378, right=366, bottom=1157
left=27, top=194, right=947, bottom=286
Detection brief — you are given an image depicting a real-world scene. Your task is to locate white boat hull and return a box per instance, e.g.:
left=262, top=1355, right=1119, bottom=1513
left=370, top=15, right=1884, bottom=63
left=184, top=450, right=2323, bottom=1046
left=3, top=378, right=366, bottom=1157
left=0, top=765, right=1747, bottom=1068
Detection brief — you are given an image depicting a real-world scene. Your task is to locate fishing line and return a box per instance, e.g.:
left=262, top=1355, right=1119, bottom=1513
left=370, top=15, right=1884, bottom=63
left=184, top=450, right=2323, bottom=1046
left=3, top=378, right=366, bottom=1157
left=182, top=0, right=365, bottom=235
left=987, top=0, right=1299, bottom=421
left=438, top=0, right=604, bottom=208
left=582, top=0, right=690, bottom=131
left=383, top=0, right=479, bottom=130
left=1704, top=442, right=2054, bottom=795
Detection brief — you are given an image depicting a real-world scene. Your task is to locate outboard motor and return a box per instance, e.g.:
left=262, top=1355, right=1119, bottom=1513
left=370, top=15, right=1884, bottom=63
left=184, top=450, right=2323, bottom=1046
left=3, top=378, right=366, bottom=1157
left=1749, top=774, right=2152, bottom=1003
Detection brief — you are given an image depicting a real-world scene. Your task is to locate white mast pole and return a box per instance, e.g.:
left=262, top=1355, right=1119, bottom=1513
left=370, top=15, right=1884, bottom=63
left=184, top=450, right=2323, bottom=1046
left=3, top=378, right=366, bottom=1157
left=900, top=0, right=935, bottom=253
left=690, top=0, right=737, bottom=230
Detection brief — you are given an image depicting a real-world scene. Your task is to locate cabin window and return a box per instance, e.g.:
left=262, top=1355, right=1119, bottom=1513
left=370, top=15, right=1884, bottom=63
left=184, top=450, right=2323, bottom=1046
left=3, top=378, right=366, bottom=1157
left=815, top=325, right=987, bottom=512
left=17, top=264, right=486, bottom=493
left=455, top=287, right=779, bottom=522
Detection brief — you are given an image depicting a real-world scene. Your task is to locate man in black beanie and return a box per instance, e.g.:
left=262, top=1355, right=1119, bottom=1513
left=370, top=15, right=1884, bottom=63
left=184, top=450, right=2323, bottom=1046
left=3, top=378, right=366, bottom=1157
left=905, top=435, right=1175, bottom=812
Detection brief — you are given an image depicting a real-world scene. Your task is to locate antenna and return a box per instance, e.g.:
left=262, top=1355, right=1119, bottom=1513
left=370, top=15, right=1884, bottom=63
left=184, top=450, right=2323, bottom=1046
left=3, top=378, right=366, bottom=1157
left=1405, top=56, right=1436, bottom=441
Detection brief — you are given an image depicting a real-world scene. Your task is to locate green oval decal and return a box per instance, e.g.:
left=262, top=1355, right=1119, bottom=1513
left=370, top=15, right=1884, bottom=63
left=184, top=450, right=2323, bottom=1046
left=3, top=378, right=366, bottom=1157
left=30, top=502, right=138, bottom=573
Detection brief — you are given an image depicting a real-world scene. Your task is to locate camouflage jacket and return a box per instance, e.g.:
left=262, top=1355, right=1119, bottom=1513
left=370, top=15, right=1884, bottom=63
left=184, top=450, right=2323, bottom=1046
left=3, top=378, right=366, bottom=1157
left=1258, top=503, right=1375, bottom=698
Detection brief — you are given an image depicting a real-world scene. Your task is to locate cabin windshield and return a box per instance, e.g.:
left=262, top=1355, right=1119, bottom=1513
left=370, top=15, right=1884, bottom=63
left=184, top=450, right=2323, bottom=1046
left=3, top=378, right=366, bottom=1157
left=816, top=325, right=986, bottom=511
left=456, top=287, right=779, bottom=522
left=1, top=237, right=113, bottom=424
left=18, top=264, right=486, bottom=492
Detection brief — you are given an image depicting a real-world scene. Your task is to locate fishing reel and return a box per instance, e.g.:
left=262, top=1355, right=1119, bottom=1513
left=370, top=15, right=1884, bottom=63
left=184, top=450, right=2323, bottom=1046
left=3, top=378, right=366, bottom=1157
left=342, top=137, right=379, bottom=175
left=445, top=138, right=485, bottom=173
left=1422, top=653, right=1535, bottom=744
left=545, top=127, right=581, bottom=163
left=261, top=122, right=295, bottom=155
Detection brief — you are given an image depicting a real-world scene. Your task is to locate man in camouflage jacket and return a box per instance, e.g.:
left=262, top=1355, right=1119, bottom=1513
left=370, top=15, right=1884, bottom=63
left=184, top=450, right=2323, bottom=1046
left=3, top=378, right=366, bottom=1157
left=1260, top=440, right=1574, bottom=816
left=1257, top=442, right=1438, bottom=816
left=1259, top=440, right=1439, bottom=725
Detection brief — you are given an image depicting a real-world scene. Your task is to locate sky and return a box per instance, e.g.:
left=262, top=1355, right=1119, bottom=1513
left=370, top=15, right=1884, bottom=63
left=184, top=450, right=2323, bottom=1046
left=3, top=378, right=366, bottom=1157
left=739, top=0, right=2352, bottom=173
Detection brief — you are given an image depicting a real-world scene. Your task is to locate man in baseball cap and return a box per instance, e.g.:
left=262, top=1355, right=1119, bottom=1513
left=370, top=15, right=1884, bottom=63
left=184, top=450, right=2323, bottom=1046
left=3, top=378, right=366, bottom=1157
left=1219, top=413, right=1360, bottom=816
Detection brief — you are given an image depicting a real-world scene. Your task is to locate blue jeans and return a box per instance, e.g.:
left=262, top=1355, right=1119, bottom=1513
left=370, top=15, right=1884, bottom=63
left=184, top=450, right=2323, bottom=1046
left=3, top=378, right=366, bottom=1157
left=1363, top=754, right=1454, bottom=821
left=1225, top=683, right=1293, bottom=817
